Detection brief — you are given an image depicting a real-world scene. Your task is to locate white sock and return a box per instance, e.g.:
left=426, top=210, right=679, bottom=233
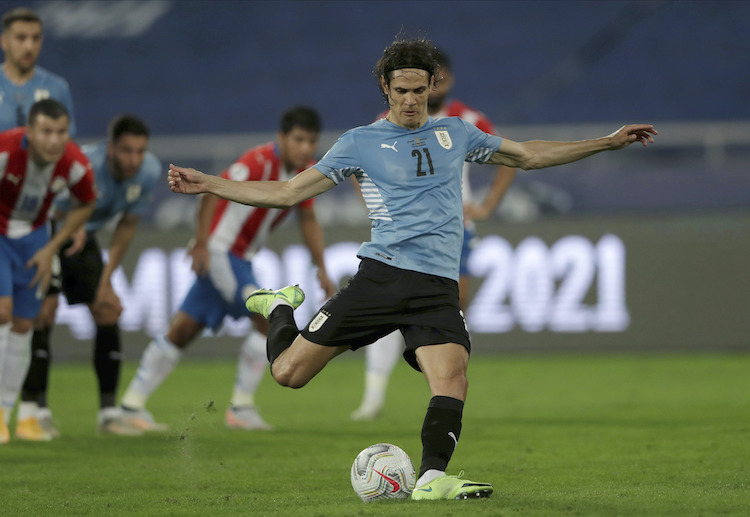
left=17, top=401, right=39, bottom=421
left=0, top=329, right=32, bottom=417
left=360, top=331, right=403, bottom=407
left=120, top=335, right=181, bottom=410
left=417, top=469, right=445, bottom=486
left=231, top=330, right=267, bottom=407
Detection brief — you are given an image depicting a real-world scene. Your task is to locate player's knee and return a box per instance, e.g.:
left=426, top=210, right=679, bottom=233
left=34, top=299, right=58, bottom=328
left=91, top=307, right=120, bottom=326
left=11, top=318, right=33, bottom=334
left=0, top=305, right=11, bottom=325
left=270, top=360, right=309, bottom=389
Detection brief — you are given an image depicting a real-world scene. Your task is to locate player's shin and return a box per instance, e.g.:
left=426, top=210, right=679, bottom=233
left=21, top=326, right=51, bottom=406
left=418, top=396, right=464, bottom=482
left=94, top=324, right=121, bottom=409
left=120, top=335, right=181, bottom=410
left=232, top=329, right=267, bottom=406
left=0, top=329, right=32, bottom=414
left=266, top=306, right=299, bottom=364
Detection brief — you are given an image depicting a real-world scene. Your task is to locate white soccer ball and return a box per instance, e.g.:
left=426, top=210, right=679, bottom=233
left=350, top=443, right=416, bottom=502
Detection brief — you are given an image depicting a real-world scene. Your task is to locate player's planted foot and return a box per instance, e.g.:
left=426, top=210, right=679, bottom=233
left=98, top=407, right=145, bottom=436
left=350, top=401, right=383, bottom=421
left=119, top=406, right=168, bottom=432
left=245, top=285, right=305, bottom=318
left=225, top=405, right=274, bottom=431
left=411, top=472, right=493, bottom=500
left=15, top=416, right=53, bottom=441
left=36, top=407, right=61, bottom=438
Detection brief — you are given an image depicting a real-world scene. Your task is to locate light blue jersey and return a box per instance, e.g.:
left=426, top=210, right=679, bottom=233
left=56, top=142, right=161, bottom=232
left=0, top=65, right=77, bottom=135
left=315, top=117, right=502, bottom=281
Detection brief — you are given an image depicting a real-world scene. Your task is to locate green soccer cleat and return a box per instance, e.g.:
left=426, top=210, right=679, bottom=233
left=245, top=285, right=305, bottom=318
left=411, top=472, right=493, bottom=500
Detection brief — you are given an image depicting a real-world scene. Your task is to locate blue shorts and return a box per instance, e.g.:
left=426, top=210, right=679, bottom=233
left=0, top=227, right=49, bottom=319
left=179, top=250, right=259, bottom=331
left=459, top=226, right=477, bottom=276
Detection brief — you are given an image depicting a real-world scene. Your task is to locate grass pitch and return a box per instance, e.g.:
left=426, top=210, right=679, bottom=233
left=2, top=352, right=749, bottom=516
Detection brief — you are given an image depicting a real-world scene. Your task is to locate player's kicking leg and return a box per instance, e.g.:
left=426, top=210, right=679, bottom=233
left=245, top=286, right=347, bottom=388
left=409, top=342, right=493, bottom=500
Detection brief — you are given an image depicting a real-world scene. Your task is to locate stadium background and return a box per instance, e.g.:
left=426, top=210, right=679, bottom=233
left=17, top=0, right=749, bottom=359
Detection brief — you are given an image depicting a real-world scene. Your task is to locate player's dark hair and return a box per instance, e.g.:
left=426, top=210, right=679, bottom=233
left=374, top=37, right=437, bottom=102
left=108, top=115, right=150, bottom=143
left=280, top=106, right=321, bottom=134
left=434, top=47, right=452, bottom=72
left=2, top=7, right=42, bottom=31
left=28, top=98, right=68, bottom=126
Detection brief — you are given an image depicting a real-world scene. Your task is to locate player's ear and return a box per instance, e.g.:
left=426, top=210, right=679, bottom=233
left=379, top=75, right=388, bottom=95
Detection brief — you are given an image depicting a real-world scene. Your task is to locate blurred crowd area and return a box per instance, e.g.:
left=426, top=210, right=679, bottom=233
left=28, top=0, right=750, bottom=227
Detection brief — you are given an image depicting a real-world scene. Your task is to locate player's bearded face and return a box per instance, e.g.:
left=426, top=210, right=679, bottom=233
left=382, top=69, right=432, bottom=130
left=26, top=115, right=69, bottom=165
left=109, top=134, right=148, bottom=180
left=279, top=127, right=318, bottom=170
left=1, top=21, right=43, bottom=73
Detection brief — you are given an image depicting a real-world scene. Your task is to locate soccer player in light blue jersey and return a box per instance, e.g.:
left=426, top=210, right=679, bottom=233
left=17, top=115, right=161, bottom=438
left=167, top=37, right=657, bottom=501
left=0, top=7, right=76, bottom=135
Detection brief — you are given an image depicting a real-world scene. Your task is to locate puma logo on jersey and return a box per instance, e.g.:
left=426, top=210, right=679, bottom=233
left=380, top=141, right=398, bottom=152
left=5, top=174, right=20, bottom=185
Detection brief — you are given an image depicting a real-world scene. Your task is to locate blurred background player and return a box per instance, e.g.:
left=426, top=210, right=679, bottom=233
left=351, top=48, right=517, bottom=421
left=119, top=106, right=336, bottom=432
left=0, top=99, right=95, bottom=444
left=17, top=115, right=161, bottom=438
left=0, top=6, right=76, bottom=134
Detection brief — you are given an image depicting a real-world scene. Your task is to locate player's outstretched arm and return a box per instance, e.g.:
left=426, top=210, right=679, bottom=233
left=487, top=124, right=658, bottom=170
left=168, top=164, right=336, bottom=208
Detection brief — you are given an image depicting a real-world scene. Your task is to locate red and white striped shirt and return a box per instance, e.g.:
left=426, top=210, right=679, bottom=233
left=0, top=128, right=96, bottom=238
left=209, top=142, right=314, bottom=260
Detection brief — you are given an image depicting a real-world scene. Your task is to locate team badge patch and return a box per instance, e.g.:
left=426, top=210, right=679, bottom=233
left=126, top=184, right=142, bottom=203
left=34, top=89, right=51, bottom=102
left=434, top=130, right=452, bottom=150
left=50, top=177, right=66, bottom=193
left=308, top=310, right=330, bottom=332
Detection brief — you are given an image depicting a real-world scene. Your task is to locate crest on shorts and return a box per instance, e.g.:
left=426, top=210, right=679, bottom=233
left=434, top=130, right=452, bottom=150
left=308, top=310, right=330, bottom=332
left=126, top=184, right=142, bottom=203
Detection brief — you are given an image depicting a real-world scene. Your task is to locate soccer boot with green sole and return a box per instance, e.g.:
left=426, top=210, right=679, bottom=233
left=411, top=472, right=493, bottom=500
left=245, top=285, right=305, bottom=318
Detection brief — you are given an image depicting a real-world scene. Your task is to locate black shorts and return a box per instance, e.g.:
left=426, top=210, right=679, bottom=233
left=46, top=235, right=103, bottom=305
left=299, top=258, right=471, bottom=371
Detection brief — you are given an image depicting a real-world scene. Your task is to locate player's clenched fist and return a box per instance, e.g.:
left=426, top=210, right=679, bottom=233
left=168, top=163, right=207, bottom=195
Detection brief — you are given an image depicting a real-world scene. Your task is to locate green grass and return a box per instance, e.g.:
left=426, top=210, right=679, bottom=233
left=2, top=352, right=749, bottom=516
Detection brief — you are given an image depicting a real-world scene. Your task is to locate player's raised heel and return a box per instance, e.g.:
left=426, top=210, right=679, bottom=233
left=411, top=472, right=493, bottom=500
left=245, top=285, right=305, bottom=318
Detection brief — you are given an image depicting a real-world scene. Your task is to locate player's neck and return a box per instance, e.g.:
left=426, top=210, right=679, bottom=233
left=2, top=61, right=35, bottom=85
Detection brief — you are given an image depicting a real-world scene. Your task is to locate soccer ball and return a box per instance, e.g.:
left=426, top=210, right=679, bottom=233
left=350, top=443, right=416, bottom=502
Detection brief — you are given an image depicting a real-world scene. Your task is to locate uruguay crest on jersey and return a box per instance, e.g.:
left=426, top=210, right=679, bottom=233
left=434, top=129, right=453, bottom=149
